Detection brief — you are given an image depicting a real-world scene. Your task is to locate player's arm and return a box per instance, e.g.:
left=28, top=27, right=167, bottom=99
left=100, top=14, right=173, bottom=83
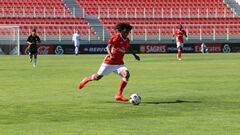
left=185, top=34, right=188, bottom=38
left=184, top=31, right=188, bottom=38
left=106, top=44, right=115, bottom=60
left=128, top=46, right=140, bottom=61
left=26, top=41, right=32, bottom=50
left=27, top=41, right=32, bottom=45
left=37, top=36, right=41, bottom=43
left=26, top=37, right=32, bottom=46
left=72, top=35, right=75, bottom=42
left=172, top=32, right=175, bottom=42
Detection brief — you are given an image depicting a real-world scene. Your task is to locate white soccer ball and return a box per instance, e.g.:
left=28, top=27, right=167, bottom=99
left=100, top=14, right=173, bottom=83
left=129, top=93, right=141, bottom=105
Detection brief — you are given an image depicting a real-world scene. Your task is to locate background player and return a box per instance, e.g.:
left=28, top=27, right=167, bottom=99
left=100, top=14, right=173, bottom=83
left=78, top=23, right=140, bottom=102
left=173, top=24, right=187, bottom=60
left=27, top=29, right=41, bottom=67
left=72, top=30, right=81, bottom=55
left=201, top=42, right=208, bottom=53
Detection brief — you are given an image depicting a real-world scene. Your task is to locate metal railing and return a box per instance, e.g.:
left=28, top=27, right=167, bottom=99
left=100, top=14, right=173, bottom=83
left=1, top=24, right=240, bottom=42
left=0, top=7, right=74, bottom=18
left=88, top=7, right=237, bottom=18
left=0, top=7, right=237, bottom=18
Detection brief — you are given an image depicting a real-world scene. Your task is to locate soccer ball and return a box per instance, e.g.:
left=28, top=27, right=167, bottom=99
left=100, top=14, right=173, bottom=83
left=129, top=93, right=141, bottom=105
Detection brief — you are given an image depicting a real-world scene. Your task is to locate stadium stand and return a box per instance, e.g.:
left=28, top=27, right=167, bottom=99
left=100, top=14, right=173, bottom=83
left=0, top=0, right=96, bottom=39
left=100, top=18, right=240, bottom=35
left=0, top=0, right=72, bottom=17
left=75, top=0, right=240, bottom=41
left=0, top=17, right=94, bottom=36
left=76, top=0, right=234, bottom=18
left=0, top=0, right=239, bottom=43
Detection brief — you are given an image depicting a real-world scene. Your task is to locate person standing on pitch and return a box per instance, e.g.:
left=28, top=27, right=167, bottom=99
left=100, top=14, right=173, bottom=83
left=173, top=24, right=187, bottom=60
left=201, top=43, right=208, bottom=53
left=27, top=29, right=41, bottom=67
left=72, top=30, right=81, bottom=55
left=78, top=23, right=140, bottom=102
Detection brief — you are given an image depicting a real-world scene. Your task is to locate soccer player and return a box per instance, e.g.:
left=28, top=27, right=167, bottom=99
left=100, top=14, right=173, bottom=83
left=78, top=23, right=140, bottom=102
left=201, top=43, right=208, bottom=53
left=27, top=29, right=41, bottom=67
left=173, top=24, right=187, bottom=60
left=72, top=30, right=81, bottom=55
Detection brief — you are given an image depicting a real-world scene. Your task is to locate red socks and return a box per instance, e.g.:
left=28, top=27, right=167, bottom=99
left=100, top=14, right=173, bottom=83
left=178, top=48, right=182, bottom=59
left=80, top=75, right=129, bottom=98
left=117, top=78, right=128, bottom=96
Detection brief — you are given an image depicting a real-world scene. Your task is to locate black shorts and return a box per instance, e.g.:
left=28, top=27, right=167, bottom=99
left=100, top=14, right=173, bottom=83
left=29, top=46, right=38, bottom=54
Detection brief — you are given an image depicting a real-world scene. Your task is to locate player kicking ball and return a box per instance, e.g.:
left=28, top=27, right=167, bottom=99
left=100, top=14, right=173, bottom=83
left=173, top=24, right=187, bottom=61
left=78, top=23, right=140, bottom=102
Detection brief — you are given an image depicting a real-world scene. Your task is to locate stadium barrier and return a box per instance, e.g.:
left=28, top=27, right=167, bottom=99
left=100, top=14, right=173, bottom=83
left=1, top=24, right=240, bottom=55
left=16, top=43, right=240, bottom=55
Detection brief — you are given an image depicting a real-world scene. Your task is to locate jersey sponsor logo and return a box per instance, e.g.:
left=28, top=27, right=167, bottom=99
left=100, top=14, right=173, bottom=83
left=116, top=47, right=126, bottom=53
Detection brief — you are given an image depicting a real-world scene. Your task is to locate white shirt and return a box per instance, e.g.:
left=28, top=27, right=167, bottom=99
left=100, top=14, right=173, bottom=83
left=201, top=43, right=205, bottom=50
left=72, top=33, right=81, bottom=46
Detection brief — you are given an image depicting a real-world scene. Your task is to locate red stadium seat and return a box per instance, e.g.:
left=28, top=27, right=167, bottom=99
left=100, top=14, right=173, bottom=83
left=0, top=17, right=95, bottom=36
left=76, top=0, right=233, bottom=18
left=0, top=0, right=72, bottom=18
left=100, top=18, right=240, bottom=35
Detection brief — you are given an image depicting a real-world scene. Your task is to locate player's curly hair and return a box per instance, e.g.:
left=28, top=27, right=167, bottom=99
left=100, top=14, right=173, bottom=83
left=115, top=23, right=133, bottom=32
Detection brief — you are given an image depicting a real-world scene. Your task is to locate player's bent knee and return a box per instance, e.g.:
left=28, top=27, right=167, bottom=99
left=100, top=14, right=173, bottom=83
left=121, top=70, right=130, bottom=78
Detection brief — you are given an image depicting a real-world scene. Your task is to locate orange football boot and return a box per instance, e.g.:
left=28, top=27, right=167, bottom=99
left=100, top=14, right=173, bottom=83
left=115, top=95, right=129, bottom=102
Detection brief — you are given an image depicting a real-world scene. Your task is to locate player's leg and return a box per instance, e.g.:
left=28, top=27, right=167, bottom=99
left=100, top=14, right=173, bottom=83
left=115, top=66, right=130, bottom=101
left=29, top=47, right=33, bottom=63
left=29, top=53, right=33, bottom=63
left=78, top=63, right=112, bottom=89
left=177, top=42, right=183, bottom=60
left=33, top=53, right=37, bottom=67
left=78, top=74, right=102, bottom=89
left=75, top=45, right=79, bottom=55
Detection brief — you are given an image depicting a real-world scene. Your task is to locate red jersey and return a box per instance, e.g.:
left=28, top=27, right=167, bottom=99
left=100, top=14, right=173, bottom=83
left=175, top=29, right=186, bottom=43
left=104, top=33, right=130, bottom=65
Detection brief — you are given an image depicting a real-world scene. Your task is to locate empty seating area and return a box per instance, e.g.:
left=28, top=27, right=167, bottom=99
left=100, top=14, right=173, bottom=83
left=0, top=0, right=72, bottom=17
left=77, top=0, right=240, bottom=38
left=0, top=17, right=95, bottom=36
left=100, top=18, right=240, bottom=35
left=0, top=0, right=239, bottom=41
left=77, top=0, right=234, bottom=18
left=0, top=0, right=96, bottom=37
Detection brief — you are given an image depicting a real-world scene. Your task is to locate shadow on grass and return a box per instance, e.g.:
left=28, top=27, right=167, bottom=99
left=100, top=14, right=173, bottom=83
left=142, top=100, right=201, bottom=105
left=104, top=100, right=201, bottom=105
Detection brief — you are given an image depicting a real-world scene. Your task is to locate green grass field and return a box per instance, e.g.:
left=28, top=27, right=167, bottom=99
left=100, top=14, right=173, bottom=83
left=0, top=53, right=240, bottom=135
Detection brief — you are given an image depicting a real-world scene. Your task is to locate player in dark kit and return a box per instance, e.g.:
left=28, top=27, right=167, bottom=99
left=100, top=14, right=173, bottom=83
left=78, top=23, right=140, bottom=102
left=27, top=29, right=41, bottom=67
